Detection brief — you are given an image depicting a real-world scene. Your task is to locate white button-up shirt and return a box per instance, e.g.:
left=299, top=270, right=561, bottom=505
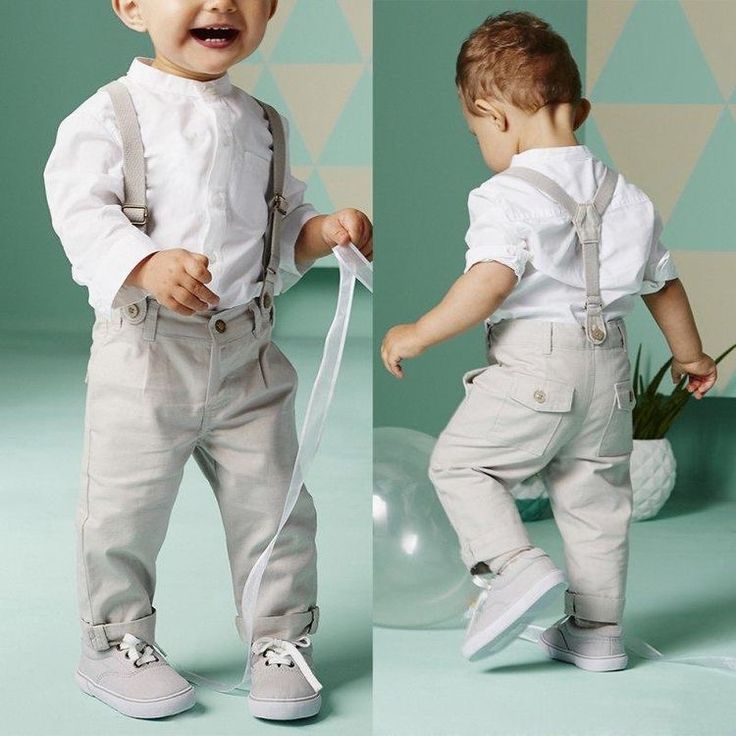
left=43, top=56, right=319, bottom=319
left=464, top=144, right=678, bottom=326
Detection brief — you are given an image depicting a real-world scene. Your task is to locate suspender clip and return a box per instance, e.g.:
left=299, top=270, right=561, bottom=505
left=272, top=193, right=288, bottom=216
left=122, top=204, right=148, bottom=226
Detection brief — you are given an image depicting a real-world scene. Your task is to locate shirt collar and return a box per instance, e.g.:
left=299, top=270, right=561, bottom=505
left=125, top=56, right=233, bottom=98
left=510, top=144, right=593, bottom=167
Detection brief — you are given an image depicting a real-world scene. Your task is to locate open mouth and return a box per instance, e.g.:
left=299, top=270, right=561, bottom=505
left=189, top=26, right=240, bottom=48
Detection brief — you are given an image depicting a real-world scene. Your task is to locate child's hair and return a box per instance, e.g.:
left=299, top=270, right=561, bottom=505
left=456, top=11, right=582, bottom=116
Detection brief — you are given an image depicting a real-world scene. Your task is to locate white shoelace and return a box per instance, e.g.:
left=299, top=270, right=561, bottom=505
left=464, top=574, right=494, bottom=620
left=251, top=635, right=323, bottom=693
left=117, top=632, right=166, bottom=667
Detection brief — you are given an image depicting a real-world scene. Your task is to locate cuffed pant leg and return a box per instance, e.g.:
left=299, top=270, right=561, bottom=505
left=543, top=453, right=632, bottom=624
left=79, top=372, right=195, bottom=641
left=194, top=338, right=318, bottom=644
left=82, top=609, right=158, bottom=651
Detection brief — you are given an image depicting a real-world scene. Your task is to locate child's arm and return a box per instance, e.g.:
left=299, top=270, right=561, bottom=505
left=381, top=262, right=516, bottom=378
left=641, top=278, right=716, bottom=399
left=272, top=115, right=372, bottom=292
left=43, top=107, right=216, bottom=318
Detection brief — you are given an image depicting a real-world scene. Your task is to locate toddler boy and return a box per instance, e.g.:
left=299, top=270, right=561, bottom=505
left=381, top=11, right=715, bottom=672
left=44, top=0, right=371, bottom=721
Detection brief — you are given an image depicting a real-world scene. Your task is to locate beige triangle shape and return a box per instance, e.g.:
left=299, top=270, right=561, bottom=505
left=337, top=0, right=372, bottom=60
left=229, top=64, right=263, bottom=93
left=670, top=251, right=736, bottom=391
left=681, top=1, right=736, bottom=101
left=319, top=166, right=373, bottom=219
left=260, top=0, right=298, bottom=59
left=586, top=1, right=637, bottom=94
left=271, top=64, right=363, bottom=161
left=592, top=104, right=721, bottom=222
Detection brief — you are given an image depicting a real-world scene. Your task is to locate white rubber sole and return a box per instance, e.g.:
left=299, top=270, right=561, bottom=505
left=538, top=632, right=628, bottom=672
left=76, top=670, right=196, bottom=719
left=463, top=569, right=568, bottom=661
left=248, top=692, right=321, bottom=720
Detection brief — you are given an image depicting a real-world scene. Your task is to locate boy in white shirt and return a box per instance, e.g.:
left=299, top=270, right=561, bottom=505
left=381, top=11, right=716, bottom=672
left=43, top=0, right=371, bottom=722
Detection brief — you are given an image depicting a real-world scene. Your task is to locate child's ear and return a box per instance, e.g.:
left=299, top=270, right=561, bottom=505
left=111, top=0, right=146, bottom=33
left=474, top=98, right=507, bottom=131
left=573, top=98, right=591, bottom=131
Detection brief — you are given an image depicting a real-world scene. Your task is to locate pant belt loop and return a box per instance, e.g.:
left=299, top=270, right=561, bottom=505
left=616, top=320, right=627, bottom=352
left=250, top=300, right=263, bottom=336
left=142, top=298, right=160, bottom=342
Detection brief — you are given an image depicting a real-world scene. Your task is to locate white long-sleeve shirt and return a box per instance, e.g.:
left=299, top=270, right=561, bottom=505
left=43, top=56, right=319, bottom=319
left=463, top=144, right=679, bottom=326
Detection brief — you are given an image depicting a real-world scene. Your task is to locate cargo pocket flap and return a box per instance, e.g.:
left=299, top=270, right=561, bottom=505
left=614, top=381, right=636, bottom=410
left=510, top=373, right=574, bottom=413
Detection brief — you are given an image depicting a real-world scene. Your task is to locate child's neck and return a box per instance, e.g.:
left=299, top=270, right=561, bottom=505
left=515, top=103, right=581, bottom=153
left=151, top=54, right=226, bottom=83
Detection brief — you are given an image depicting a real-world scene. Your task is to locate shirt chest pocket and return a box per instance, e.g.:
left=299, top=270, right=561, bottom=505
left=487, top=372, right=575, bottom=457
left=233, top=151, right=271, bottom=234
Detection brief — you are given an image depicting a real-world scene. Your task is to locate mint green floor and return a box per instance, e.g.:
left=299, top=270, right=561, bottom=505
left=374, top=495, right=736, bottom=735
left=0, top=322, right=371, bottom=735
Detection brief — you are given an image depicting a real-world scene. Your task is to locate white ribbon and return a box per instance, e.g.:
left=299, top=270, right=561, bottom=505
left=179, top=243, right=372, bottom=694
left=519, top=623, right=736, bottom=674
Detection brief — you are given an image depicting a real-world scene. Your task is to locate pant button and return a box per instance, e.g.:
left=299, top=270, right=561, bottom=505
left=533, top=390, right=546, bottom=404
left=214, top=319, right=226, bottom=333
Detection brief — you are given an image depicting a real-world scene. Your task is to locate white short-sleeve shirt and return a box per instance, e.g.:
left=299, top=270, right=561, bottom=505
left=463, top=144, right=678, bottom=326
left=43, top=56, right=319, bottom=319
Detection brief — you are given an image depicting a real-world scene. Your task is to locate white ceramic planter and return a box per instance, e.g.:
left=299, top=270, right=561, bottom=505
left=629, top=438, right=677, bottom=521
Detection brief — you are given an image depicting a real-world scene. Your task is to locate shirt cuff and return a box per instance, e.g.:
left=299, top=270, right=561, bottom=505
left=276, top=203, right=321, bottom=294
left=89, top=227, right=160, bottom=319
left=640, top=251, right=679, bottom=295
left=463, top=242, right=529, bottom=282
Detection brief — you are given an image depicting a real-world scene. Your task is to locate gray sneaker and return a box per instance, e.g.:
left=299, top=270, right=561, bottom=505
left=76, top=632, right=196, bottom=719
left=248, top=635, right=322, bottom=720
left=463, top=547, right=567, bottom=661
left=539, top=616, right=628, bottom=671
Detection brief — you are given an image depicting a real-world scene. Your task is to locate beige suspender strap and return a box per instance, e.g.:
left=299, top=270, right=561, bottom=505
left=252, top=98, right=287, bottom=313
left=499, top=165, right=619, bottom=345
left=102, top=80, right=148, bottom=229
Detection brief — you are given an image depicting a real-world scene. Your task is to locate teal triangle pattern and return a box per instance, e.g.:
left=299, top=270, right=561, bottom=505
left=320, top=68, right=372, bottom=165
left=664, top=109, right=736, bottom=251
left=305, top=170, right=334, bottom=213
left=270, top=0, right=361, bottom=63
left=580, top=115, right=615, bottom=169
left=591, top=1, right=722, bottom=103
left=239, top=48, right=264, bottom=64
left=253, top=68, right=312, bottom=166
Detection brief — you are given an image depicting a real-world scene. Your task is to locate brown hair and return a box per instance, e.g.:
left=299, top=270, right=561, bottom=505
left=456, top=11, right=582, bottom=115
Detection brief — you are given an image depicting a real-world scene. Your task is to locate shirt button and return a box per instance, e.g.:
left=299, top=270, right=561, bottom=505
left=214, top=319, right=227, bottom=333
left=126, top=304, right=139, bottom=318
left=533, top=390, right=546, bottom=404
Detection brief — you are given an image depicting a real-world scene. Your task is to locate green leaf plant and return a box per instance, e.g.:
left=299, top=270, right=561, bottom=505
left=632, top=342, right=736, bottom=440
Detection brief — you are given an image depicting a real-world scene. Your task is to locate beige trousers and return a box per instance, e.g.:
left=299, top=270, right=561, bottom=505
left=429, top=318, right=635, bottom=623
left=78, top=295, right=319, bottom=651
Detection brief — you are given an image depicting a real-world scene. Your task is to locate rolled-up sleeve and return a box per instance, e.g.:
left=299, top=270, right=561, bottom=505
left=274, top=114, right=320, bottom=294
left=464, top=185, right=529, bottom=281
left=43, top=109, right=161, bottom=318
left=640, top=209, right=679, bottom=295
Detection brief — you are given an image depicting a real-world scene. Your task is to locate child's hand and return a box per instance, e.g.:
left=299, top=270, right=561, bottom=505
left=126, top=249, right=220, bottom=316
left=381, top=323, right=427, bottom=378
left=671, top=352, right=717, bottom=399
left=322, top=208, right=373, bottom=261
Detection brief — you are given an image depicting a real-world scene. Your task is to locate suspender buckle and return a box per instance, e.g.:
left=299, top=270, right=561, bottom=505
left=272, top=193, right=288, bottom=216
left=122, top=204, right=148, bottom=226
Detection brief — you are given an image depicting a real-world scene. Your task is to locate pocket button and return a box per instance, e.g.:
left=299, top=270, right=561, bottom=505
left=533, top=389, right=546, bottom=404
